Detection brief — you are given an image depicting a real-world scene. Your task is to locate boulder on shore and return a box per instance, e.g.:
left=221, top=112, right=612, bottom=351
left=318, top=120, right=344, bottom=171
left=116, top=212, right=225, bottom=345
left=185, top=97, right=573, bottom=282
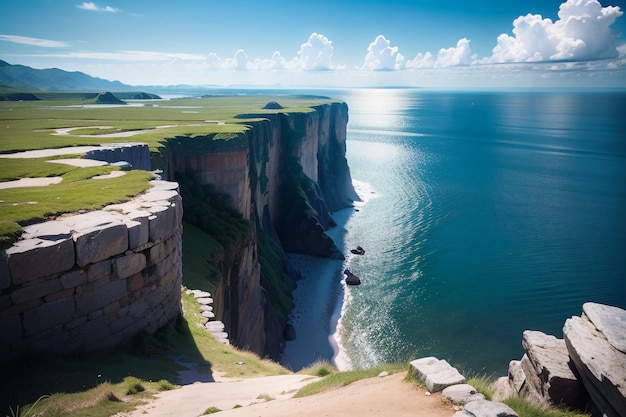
left=343, top=269, right=361, bottom=286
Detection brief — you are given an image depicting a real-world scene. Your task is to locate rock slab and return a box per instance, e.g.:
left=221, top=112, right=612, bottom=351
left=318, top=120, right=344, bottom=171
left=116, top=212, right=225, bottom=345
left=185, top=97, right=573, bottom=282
left=563, top=305, right=626, bottom=417
left=442, top=384, right=485, bottom=405
left=521, top=330, right=586, bottom=408
left=410, top=356, right=465, bottom=393
left=463, top=399, right=519, bottom=417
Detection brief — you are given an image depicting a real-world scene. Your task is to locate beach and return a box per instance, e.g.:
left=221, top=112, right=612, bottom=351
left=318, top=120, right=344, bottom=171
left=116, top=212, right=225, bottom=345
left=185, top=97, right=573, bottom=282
left=280, top=252, right=348, bottom=371
left=280, top=187, right=371, bottom=371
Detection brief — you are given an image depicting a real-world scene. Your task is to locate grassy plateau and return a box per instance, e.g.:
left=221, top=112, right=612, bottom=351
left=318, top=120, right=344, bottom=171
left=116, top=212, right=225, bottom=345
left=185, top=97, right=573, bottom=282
left=0, top=93, right=592, bottom=417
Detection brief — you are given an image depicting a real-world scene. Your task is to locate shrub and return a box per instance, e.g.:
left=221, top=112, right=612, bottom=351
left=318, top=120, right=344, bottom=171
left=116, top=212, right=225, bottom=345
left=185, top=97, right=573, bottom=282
left=122, top=376, right=145, bottom=395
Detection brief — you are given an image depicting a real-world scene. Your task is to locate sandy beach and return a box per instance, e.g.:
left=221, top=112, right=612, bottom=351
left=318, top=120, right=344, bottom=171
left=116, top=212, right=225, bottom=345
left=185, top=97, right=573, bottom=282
left=280, top=253, right=346, bottom=371
left=279, top=202, right=360, bottom=372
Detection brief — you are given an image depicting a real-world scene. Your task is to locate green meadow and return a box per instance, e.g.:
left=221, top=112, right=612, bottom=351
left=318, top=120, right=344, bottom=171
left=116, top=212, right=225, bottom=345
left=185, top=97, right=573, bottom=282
left=0, top=93, right=334, bottom=248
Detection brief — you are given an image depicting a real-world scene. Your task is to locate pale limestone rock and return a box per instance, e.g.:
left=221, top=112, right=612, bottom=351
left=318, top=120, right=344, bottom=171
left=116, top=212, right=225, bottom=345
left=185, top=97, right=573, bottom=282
left=410, top=356, right=466, bottom=392
left=463, top=399, right=519, bottom=417
left=522, top=330, right=585, bottom=407
left=491, top=376, right=516, bottom=402
left=410, top=356, right=449, bottom=380
left=192, top=290, right=211, bottom=298
left=205, top=321, right=225, bottom=332
left=508, top=358, right=526, bottom=393
left=425, top=366, right=465, bottom=393
left=442, top=384, right=485, bottom=405
left=564, top=314, right=626, bottom=417
left=583, top=302, right=626, bottom=354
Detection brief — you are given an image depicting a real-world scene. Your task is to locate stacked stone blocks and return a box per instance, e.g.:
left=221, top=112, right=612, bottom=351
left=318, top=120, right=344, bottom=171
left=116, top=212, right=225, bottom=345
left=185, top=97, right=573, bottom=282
left=0, top=180, right=183, bottom=359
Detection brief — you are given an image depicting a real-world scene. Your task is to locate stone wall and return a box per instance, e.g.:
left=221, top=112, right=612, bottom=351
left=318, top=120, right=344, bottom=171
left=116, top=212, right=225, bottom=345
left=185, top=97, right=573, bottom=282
left=0, top=180, right=183, bottom=360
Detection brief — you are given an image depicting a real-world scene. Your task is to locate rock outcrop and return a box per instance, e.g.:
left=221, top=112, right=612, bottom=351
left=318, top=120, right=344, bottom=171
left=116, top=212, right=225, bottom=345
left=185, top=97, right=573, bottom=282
left=495, top=303, right=626, bottom=417
left=563, top=303, right=626, bottom=417
left=517, top=330, right=586, bottom=408
left=163, top=101, right=357, bottom=360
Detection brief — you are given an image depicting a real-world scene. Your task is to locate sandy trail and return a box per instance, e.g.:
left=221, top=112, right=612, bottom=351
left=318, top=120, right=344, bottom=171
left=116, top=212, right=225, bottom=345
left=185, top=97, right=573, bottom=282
left=118, top=372, right=454, bottom=417
left=117, top=374, right=321, bottom=417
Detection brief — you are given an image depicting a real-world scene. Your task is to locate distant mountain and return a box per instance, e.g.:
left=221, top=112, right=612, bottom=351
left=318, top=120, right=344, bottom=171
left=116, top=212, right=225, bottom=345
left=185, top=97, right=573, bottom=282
left=0, top=60, right=131, bottom=92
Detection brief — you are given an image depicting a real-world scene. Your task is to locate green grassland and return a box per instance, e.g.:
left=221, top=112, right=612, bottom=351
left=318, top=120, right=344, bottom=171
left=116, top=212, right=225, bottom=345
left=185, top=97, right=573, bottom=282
left=0, top=93, right=336, bottom=247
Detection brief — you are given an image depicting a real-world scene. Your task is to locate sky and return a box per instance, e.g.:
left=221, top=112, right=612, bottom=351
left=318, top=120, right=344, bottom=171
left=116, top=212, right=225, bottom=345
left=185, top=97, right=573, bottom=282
left=1, top=0, right=625, bottom=88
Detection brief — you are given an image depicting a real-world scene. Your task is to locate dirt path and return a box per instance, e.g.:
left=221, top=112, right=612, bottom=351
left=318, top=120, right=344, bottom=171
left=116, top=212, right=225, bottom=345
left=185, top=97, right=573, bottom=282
left=118, top=372, right=455, bottom=417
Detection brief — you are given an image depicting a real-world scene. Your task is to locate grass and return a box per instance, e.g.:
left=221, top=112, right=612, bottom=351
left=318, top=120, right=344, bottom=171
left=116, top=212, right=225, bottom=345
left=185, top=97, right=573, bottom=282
left=298, top=359, right=336, bottom=377
left=255, top=393, right=275, bottom=402
left=1, top=291, right=290, bottom=417
left=467, top=375, right=495, bottom=400
left=0, top=94, right=339, bottom=244
left=181, top=221, right=224, bottom=293
left=0, top=93, right=341, bottom=415
left=463, top=375, right=591, bottom=417
left=503, top=397, right=592, bottom=417
left=293, top=363, right=406, bottom=398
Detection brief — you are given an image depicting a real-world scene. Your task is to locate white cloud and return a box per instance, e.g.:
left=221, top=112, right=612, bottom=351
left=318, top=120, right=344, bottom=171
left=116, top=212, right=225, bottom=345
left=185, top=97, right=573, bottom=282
left=0, top=34, right=68, bottom=48
left=234, top=49, right=248, bottom=70
left=487, top=0, right=623, bottom=63
left=406, top=38, right=474, bottom=69
left=435, top=38, right=474, bottom=67
left=362, top=35, right=404, bottom=70
left=294, top=33, right=335, bottom=70
left=77, top=2, right=119, bottom=12
left=405, top=51, right=434, bottom=69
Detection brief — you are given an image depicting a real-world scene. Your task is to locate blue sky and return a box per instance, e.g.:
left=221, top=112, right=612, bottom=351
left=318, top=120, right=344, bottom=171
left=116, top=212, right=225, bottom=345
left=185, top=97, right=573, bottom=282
left=1, top=0, right=625, bottom=88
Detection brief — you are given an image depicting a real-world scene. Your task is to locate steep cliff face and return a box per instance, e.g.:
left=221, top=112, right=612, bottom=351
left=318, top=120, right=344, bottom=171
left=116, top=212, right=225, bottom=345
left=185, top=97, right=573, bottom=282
left=165, top=101, right=356, bottom=359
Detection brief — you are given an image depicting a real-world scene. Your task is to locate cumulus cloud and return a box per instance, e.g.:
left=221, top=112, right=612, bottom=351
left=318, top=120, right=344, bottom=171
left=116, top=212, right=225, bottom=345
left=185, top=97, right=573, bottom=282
left=234, top=49, right=248, bottom=70
left=435, top=38, right=474, bottom=67
left=487, top=0, right=623, bottom=63
left=77, top=2, right=119, bottom=12
left=0, top=34, right=68, bottom=48
left=295, top=33, right=334, bottom=70
left=362, top=35, right=404, bottom=70
left=406, top=38, right=474, bottom=69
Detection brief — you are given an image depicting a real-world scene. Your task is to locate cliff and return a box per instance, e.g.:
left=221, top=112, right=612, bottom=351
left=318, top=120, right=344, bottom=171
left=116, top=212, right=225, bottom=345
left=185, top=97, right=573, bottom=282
left=164, top=101, right=357, bottom=359
left=0, top=97, right=356, bottom=362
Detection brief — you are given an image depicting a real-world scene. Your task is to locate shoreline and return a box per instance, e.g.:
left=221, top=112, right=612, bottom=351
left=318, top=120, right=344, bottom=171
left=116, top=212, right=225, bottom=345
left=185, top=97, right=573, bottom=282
left=280, top=181, right=373, bottom=372
left=280, top=207, right=357, bottom=371
left=279, top=253, right=346, bottom=371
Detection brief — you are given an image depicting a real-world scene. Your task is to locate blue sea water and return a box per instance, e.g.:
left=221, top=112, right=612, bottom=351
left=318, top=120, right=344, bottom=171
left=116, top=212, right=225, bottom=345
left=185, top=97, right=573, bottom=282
left=330, top=88, right=626, bottom=375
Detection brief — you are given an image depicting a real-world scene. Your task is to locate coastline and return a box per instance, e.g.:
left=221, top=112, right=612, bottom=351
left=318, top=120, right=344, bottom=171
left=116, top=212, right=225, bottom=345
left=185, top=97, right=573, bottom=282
left=279, top=253, right=345, bottom=371
left=280, top=181, right=373, bottom=372
left=279, top=208, right=356, bottom=371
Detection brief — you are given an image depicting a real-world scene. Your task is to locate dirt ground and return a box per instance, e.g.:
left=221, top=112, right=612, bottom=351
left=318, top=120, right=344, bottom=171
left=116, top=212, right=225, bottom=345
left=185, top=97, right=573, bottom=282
left=118, top=372, right=456, bottom=417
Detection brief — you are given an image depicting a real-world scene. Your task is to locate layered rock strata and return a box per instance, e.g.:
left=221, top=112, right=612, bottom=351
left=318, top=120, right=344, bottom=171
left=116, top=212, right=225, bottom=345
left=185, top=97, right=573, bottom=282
left=164, top=101, right=357, bottom=360
left=0, top=180, right=183, bottom=359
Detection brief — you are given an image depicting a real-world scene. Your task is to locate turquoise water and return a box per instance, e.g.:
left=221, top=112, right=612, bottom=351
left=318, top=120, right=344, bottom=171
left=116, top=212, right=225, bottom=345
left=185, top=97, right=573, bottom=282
left=332, top=88, right=626, bottom=375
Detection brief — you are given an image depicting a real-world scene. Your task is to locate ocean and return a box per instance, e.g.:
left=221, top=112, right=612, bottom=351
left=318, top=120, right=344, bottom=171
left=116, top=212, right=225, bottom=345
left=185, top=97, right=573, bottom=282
left=326, top=88, right=626, bottom=376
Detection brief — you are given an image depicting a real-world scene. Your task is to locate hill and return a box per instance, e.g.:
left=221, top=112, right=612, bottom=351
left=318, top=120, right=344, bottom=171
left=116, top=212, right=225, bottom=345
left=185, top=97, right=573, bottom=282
left=0, top=59, right=131, bottom=92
